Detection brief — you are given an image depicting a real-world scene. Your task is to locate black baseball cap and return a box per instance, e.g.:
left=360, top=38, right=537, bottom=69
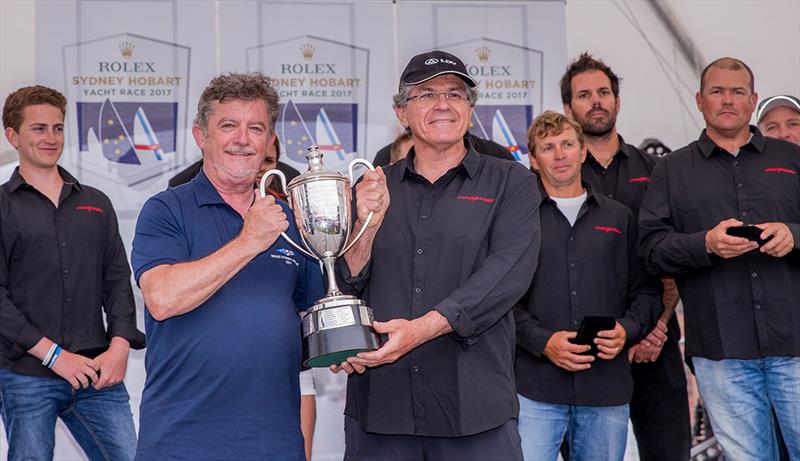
left=756, top=95, right=800, bottom=124
left=399, top=50, right=476, bottom=89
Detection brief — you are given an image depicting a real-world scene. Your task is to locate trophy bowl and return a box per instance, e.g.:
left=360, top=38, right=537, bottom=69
left=261, top=145, right=382, bottom=368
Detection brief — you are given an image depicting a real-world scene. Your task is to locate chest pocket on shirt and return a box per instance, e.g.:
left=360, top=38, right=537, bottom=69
left=434, top=194, right=498, bottom=239
left=69, top=206, right=104, bottom=264
left=750, top=167, right=800, bottom=215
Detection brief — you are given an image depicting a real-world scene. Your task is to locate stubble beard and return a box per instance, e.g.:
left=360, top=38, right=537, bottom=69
left=579, top=112, right=617, bottom=139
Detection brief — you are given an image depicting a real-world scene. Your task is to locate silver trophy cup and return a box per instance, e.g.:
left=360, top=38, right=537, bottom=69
left=260, top=145, right=381, bottom=367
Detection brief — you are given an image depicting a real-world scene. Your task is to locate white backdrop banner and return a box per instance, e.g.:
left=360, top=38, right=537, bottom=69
left=247, top=35, right=370, bottom=173
left=14, top=1, right=565, bottom=460
left=220, top=1, right=397, bottom=174
left=63, top=32, right=190, bottom=187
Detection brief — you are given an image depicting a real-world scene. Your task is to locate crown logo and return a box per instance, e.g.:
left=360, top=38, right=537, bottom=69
left=300, top=43, right=316, bottom=61
left=476, top=46, right=490, bottom=63
left=119, top=41, right=134, bottom=59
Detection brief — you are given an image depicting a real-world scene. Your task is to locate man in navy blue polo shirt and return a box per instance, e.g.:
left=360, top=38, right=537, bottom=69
left=131, top=73, right=324, bottom=460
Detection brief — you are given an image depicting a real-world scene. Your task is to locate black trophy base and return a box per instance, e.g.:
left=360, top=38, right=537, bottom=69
left=304, top=323, right=381, bottom=368
left=302, top=296, right=382, bottom=368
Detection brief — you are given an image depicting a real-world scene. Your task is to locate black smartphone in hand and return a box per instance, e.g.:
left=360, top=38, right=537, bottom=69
left=571, top=316, right=616, bottom=356
left=726, top=225, right=773, bottom=246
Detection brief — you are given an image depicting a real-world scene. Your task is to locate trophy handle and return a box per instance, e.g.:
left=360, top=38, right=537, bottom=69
left=259, top=168, right=287, bottom=199
left=340, top=159, right=376, bottom=256
left=259, top=169, right=318, bottom=261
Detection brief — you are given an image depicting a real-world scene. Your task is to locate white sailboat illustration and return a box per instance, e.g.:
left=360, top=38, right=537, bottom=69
left=280, top=101, right=354, bottom=172
left=315, top=107, right=346, bottom=161
left=492, top=109, right=522, bottom=161
left=133, top=107, right=164, bottom=161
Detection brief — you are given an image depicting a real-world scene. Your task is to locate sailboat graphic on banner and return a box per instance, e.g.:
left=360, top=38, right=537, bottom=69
left=492, top=109, right=523, bottom=161
left=80, top=98, right=167, bottom=185
left=279, top=100, right=356, bottom=172
left=316, top=107, right=346, bottom=161
left=133, top=107, right=164, bottom=161
left=472, top=111, right=490, bottom=139
left=97, top=98, right=138, bottom=164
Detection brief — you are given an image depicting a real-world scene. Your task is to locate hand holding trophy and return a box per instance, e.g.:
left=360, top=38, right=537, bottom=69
left=260, top=145, right=382, bottom=367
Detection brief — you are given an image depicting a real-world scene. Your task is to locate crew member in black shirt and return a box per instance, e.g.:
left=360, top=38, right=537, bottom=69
left=639, top=57, right=800, bottom=460
left=0, top=86, right=145, bottom=459
left=514, top=111, right=660, bottom=461
left=561, top=53, right=690, bottom=460
left=332, top=50, right=540, bottom=460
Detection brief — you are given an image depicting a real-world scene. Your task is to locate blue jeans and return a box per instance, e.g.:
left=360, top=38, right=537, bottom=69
left=693, top=356, right=800, bottom=461
left=517, top=394, right=628, bottom=461
left=0, top=369, right=137, bottom=461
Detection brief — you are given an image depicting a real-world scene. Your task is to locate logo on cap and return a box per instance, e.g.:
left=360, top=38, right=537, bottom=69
left=425, top=58, right=439, bottom=65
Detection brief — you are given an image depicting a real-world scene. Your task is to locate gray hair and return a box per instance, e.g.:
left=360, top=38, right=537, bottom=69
left=194, top=72, right=280, bottom=133
left=392, top=81, right=478, bottom=108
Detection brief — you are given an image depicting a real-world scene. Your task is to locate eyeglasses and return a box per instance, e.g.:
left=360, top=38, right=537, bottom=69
left=406, top=90, right=469, bottom=105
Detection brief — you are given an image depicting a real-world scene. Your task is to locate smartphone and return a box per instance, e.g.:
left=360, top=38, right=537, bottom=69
left=726, top=225, right=773, bottom=246
left=571, top=316, right=616, bottom=356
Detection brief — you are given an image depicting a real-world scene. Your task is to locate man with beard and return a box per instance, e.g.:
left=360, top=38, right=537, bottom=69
left=639, top=57, right=800, bottom=460
left=560, top=53, right=690, bottom=461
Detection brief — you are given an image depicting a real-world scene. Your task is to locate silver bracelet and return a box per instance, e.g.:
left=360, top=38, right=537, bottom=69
left=42, top=343, right=58, bottom=366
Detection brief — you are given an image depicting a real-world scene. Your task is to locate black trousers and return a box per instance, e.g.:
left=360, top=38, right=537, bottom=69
left=629, top=319, right=691, bottom=461
left=343, top=416, right=524, bottom=461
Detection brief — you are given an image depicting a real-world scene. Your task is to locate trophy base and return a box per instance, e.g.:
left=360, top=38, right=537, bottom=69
left=302, top=295, right=381, bottom=368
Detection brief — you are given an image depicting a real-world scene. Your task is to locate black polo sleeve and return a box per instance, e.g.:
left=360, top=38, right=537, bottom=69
left=639, top=157, right=713, bottom=276
left=435, top=168, right=541, bottom=338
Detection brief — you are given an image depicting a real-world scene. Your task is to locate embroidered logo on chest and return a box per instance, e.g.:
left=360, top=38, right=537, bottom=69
left=271, top=248, right=299, bottom=266
left=594, top=226, right=622, bottom=234
left=76, top=205, right=103, bottom=213
left=764, top=167, right=796, bottom=175
left=456, top=195, right=496, bottom=203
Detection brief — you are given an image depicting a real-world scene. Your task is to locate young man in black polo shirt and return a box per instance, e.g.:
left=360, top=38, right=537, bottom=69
left=515, top=111, right=660, bottom=461
left=560, top=53, right=690, bottom=461
left=639, top=57, right=800, bottom=460
left=0, top=86, right=144, bottom=459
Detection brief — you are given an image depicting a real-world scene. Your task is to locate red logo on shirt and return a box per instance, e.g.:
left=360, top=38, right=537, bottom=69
left=76, top=205, right=103, bottom=213
left=764, top=167, right=797, bottom=175
left=628, top=177, right=650, bottom=183
left=457, top=195, right=496, bottom=204
left=595, top=226, right=622, bottom=234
